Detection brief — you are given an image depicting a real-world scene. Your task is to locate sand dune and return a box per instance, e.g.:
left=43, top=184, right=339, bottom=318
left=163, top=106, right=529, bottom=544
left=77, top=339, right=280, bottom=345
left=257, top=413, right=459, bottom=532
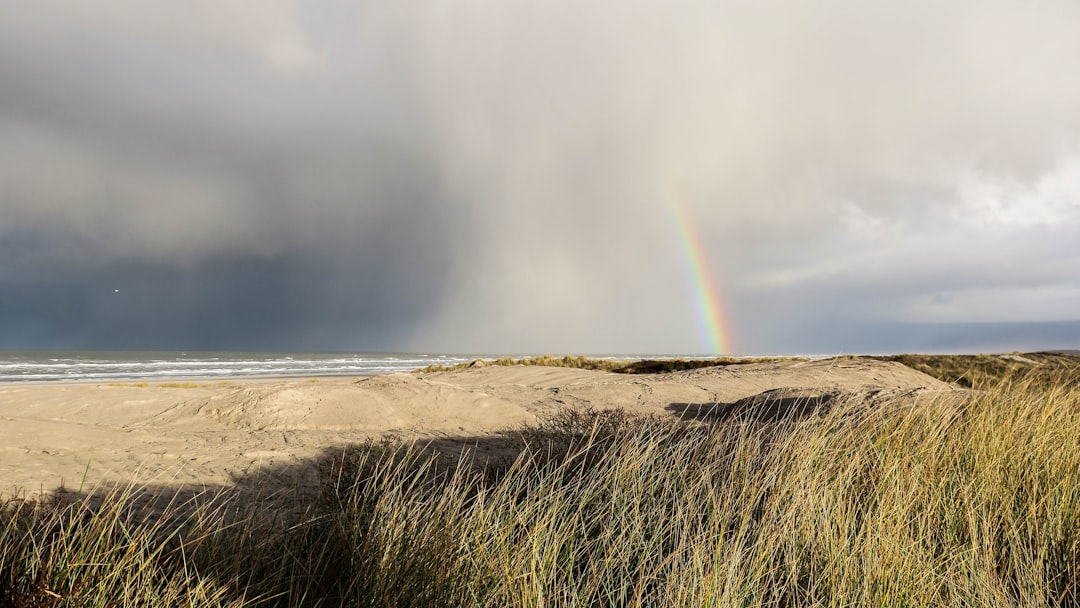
left=1, top=359, right=952, bottom=497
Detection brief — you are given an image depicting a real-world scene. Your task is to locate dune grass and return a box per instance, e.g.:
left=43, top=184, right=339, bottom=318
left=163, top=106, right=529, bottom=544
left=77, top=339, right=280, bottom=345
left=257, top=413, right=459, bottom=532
left=4, top=372, right=1080, bottom=606
left=416, top=355, right=633, bottom=374
left=417, top=354, right=800, bottom=374
left=872, top=352, right=1080, bottom=389
left=418, top=352, right=1080, bottom=384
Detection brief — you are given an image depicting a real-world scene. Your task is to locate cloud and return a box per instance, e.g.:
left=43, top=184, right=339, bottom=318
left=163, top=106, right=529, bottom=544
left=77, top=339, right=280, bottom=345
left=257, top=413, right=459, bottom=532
left=2, top=0, right=322, bottom=72
left=1, top=0, right=1079, bottom=352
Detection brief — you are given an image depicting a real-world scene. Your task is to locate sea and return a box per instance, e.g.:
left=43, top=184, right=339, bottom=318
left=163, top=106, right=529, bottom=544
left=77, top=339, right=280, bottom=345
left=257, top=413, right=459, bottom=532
left=0, top=351, right=747, bottom=383
left=0, top=351, right=483, bottom=383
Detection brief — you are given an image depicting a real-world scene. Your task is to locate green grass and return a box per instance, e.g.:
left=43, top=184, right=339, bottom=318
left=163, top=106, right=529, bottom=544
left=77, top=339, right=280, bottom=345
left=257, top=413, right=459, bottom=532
left=4, top=372, right=1080, bottom=606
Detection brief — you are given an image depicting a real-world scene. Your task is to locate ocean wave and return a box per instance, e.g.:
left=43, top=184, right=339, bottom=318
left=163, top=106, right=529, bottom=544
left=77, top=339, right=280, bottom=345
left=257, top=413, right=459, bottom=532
left=0, top=352, right=474, bottom=382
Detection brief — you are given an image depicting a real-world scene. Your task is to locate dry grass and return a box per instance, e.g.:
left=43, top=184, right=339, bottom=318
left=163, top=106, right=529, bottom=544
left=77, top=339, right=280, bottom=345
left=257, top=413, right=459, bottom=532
left=4, top=368, right=1080, bottom=606
left=417, top=354, right=801, bottom=374
left=319, top=378, right=1080, bottom=606
left=418, top=352, right=1080, bottom=387
left=417, top=355, right=630, bottom=374
left=870, top=352, right=1080, bottom=389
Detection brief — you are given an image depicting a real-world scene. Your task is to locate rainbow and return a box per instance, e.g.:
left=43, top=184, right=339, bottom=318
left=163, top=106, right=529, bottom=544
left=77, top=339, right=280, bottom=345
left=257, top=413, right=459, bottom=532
left=665, top=192, right=734, bottom=355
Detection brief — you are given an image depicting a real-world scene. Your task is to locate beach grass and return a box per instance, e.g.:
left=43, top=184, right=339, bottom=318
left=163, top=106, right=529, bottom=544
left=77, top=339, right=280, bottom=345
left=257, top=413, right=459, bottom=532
left=417, top=354, right=800, bottom=374
left=871, top=352, right=1080, bottom=389
left=4, top=364, right=1080, bottom=606
left=419, top=351, right=1080, bottom=386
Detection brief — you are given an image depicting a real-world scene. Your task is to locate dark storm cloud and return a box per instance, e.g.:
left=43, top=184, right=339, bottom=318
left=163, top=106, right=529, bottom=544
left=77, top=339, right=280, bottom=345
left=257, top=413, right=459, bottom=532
left=0, top=1, right=465, bottom=349
left=2, top=0, right=1080, bottom=353
left=0, top=241, right=454, bottom=351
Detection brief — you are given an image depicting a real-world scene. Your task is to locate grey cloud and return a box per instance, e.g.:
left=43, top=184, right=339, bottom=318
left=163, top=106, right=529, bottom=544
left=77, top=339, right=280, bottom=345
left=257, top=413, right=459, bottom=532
left=2, top=1, right=1080, bottom=353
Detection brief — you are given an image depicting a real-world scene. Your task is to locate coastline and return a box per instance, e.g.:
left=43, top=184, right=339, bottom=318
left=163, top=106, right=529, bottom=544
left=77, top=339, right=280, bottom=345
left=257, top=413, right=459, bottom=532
left=0, top=373, right=356, bottom=388
left=0, top=351, right=477, bottom=384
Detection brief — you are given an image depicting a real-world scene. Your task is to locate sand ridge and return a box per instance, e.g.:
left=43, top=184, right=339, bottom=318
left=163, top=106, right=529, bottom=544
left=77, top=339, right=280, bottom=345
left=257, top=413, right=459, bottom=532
left=1, top=359, right=953, bottom=497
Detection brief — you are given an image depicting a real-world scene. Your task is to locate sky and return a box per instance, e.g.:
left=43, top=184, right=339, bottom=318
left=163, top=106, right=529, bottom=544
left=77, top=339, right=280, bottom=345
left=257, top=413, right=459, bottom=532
left=1, top=0, right=1079, bottom=355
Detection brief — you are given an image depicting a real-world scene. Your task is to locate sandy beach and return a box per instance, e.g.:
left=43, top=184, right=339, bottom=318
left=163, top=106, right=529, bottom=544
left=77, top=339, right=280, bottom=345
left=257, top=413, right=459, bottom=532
left=2, top=358, right=952, bottom=498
